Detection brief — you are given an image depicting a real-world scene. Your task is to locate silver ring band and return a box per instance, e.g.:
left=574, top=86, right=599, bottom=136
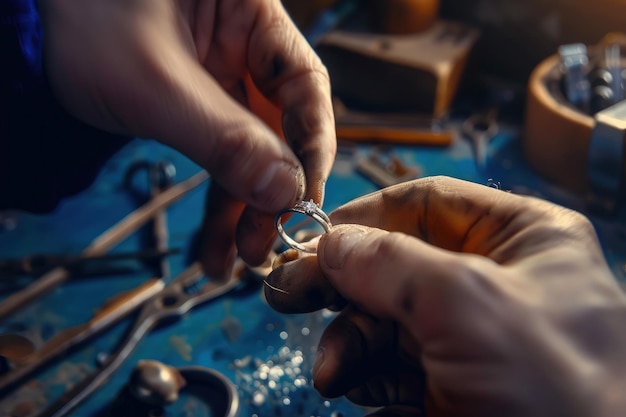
left=275, top=200, right=332, bottom=253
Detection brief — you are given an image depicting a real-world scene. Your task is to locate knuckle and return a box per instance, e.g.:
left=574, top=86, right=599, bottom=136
left=310, top=65, right=332, bottom=90
left=535, top=204, right=597, bottom=242
left=281, top=88, right=335, bottom=168
left=419, top=175, right=457, bottom=192
left=564, top=210, right=595, bottom=235
left=205, top=124, right=261, bottom=178
left=356, top=232, right=408, bottom=281
left=283, top=105, right=328, bottom=147
left=434, top=255, right=493, bottom=300
left=358, top=232, right=403, bottom=266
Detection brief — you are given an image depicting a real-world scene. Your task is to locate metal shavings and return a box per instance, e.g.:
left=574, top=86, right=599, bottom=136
left=235, top=347, right=309, bottom=413
left=486, top=178, right=511, bottom=192
left=486, top=178, right=501, bottom=189
left=232, top=311, right=339, bottom=416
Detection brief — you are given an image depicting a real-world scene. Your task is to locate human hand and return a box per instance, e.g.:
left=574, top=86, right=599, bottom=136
left=266, top=176, right=626, bottom=417
left=40, top=0, right=335, bottom=276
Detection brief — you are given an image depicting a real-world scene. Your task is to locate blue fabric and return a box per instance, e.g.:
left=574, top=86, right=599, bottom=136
left=0, top=0, right=131, bottom=213
left=0, top=0, right=43, bottom=92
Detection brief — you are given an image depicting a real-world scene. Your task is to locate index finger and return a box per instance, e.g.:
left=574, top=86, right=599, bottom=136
left=245, top=0, right=337, bottom=204
left=328, top=176, right=597, bottom=262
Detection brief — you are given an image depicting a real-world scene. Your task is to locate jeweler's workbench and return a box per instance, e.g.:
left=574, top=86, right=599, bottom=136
left=2, top=1, right=626, bottom=413
left=1, top=115, right=625, bottom=416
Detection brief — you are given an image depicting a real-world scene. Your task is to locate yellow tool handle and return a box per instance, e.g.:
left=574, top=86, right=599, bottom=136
left=91, top=278, right=165, bottom=328
left=19, top=279, right=165, bottom=365
left=337, top=125, right=453, bottom=146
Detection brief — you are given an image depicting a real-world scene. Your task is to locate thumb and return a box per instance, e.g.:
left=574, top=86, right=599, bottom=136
left=317, top=224, right=483, bottom=338
left=141, top=54, right=306, bottom=213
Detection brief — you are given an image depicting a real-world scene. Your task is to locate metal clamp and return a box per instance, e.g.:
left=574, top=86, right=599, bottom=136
left=559, top=43, right=591, bottom=112
left=587, top=99, right=626, bottom=211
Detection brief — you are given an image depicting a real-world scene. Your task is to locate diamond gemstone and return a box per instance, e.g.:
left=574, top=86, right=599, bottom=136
left=300, top=199, right=317, bottom=214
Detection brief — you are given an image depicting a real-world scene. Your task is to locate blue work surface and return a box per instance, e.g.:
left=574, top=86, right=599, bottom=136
left=0, top=125, right=625, bottom=417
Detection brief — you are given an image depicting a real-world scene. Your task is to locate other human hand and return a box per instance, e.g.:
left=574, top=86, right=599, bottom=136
left=266, top=176, right=626, bottom=417
left=41, top=0, right=336, bottom=275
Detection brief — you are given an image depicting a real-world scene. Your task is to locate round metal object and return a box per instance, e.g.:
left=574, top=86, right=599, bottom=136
left=177, top=366, right=239, bottom=417
left=275, top=200, right=332, bottom=253
left=127, top=362, right=239, bottom=417
left=128, top=360, right=186, bottom=406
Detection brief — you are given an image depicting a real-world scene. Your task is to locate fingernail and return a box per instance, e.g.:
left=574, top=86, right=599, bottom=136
left=318, top=179, right=327, bottom=206
left=253, top=161, right=305, bottom=212
left=323, top=226, right=367, bottom=270
left=271, top=249, right=302, bottom=269
left=312, top=346, right=325, bottom=376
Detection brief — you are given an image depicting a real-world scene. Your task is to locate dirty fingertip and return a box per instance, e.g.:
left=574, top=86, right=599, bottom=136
left=272, top=249, right=303, bottom=269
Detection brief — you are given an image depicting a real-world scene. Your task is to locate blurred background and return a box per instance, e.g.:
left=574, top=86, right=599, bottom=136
left=283, top=0, right=626, bottom=85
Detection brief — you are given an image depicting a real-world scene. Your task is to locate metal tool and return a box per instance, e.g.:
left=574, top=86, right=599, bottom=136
left=0, top=279, right=165, bottom=392
left=0, top=248, right=179, bottom=278
left=108, top=362, right=239, bottom=417
left=606, top=43, right=624, bottom=104
left=175, top=366, right=239, bottom=417
left=32, top=259, right=252, bottom=417
left=0, top=170, right=209, bottom=320
left=587, top=99, right=626, bottom=212
left=559, top=43, right=591, bottom=112
left=356, top=147, right=421, bottom=188
left=126, top=361, right=239, bottom=417
left=461, top=109, right=499, bottom=170
left=0, top=221, right=308, bottom=399
left=127, top=360, right=186, bottom=406
left=124, top=160, right=176, bottom=280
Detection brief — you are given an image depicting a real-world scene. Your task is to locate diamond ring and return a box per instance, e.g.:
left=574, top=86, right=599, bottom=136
left=275, top=200, right=332, bottom=253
